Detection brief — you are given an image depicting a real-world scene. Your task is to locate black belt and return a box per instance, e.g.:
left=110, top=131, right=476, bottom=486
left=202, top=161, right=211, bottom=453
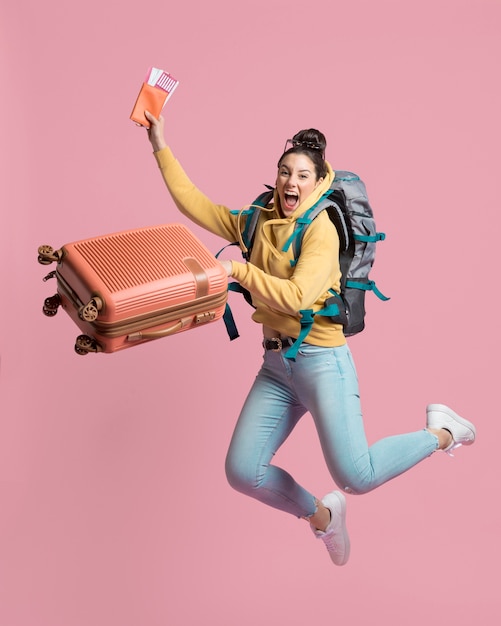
left=263, top=337, right=296, bottom=351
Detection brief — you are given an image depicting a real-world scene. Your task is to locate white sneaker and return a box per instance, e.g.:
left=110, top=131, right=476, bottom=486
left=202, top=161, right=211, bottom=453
left=311, top=491, right=350, bottom=566
left=426, top=403, right=476, bottom=456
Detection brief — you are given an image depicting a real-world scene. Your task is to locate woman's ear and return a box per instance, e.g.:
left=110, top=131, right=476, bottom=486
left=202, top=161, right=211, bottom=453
left=315, top=177, right=324, bottom=188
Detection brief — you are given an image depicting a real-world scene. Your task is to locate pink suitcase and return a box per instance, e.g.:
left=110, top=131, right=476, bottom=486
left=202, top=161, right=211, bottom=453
left=38, top=223, right=228, bottom=355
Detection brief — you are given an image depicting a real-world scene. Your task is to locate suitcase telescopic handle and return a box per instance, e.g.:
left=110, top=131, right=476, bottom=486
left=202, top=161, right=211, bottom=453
left=126, top=316, right=193, bottom=342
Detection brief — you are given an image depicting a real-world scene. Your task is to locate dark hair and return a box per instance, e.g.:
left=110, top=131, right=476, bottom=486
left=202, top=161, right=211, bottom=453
left=278, top=128, right=327, bottom=180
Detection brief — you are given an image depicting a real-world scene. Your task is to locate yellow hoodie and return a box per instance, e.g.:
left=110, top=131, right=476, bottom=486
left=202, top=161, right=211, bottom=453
left=154, top=147, right=346, bottom=348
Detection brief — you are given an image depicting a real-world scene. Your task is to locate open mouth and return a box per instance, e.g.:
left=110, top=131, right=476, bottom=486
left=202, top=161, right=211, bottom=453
left=284, top=192, right=299, bottom=210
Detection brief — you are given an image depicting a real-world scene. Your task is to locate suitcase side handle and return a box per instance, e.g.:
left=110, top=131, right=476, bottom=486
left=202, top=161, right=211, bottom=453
left=127, top=316, right=193, bottom=342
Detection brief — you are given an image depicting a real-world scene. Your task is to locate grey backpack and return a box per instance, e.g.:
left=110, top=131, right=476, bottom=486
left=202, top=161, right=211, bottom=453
left=223, top=171, right=389, bottom=358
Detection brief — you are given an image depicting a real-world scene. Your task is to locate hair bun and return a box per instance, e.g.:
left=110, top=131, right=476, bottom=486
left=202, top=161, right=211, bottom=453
left=291, top=129, right=326, bottom=153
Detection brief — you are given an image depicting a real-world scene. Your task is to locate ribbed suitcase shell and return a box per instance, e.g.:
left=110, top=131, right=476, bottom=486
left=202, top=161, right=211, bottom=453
left=39, top=223, right=228, bottom=354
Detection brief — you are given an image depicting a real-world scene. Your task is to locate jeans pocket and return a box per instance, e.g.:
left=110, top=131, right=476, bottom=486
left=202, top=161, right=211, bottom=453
left=295, top=343, right=331, bottom=358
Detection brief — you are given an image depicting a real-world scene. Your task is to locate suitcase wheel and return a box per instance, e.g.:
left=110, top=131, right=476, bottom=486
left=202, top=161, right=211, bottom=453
left=78, top=297, right=103, bottom=322
left=37, top=245, right=61, bottom=265
left=74, top=334, right=100, bottom=355
left=43, top=294, right=61, bottom=316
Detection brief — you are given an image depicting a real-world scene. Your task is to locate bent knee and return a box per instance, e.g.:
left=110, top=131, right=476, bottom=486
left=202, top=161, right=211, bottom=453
left=336, top=472, right=376, bottom=496
left=340, top=483, right=370, bottom=496
left=225, top=454, right=261, bottom=494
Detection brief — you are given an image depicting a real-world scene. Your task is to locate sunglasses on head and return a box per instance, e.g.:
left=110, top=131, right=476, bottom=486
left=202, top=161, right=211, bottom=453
left=283, top=139, right=324, bottom=157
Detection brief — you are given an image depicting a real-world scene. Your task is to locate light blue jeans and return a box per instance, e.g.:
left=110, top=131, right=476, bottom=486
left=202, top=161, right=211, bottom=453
left=225, top=343, right=439, bottom=518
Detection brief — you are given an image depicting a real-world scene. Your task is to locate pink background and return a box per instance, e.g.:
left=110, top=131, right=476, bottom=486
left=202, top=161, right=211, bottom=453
left=1, top=1, right=500, bottom=624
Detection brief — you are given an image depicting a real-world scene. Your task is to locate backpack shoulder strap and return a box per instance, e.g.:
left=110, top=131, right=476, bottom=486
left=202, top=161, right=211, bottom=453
left=242, top=187, right=273, bottom=261
left=219, top=186, right=273, bottom=340
left=281, top=189, right=354, bottom=265
left=222, top=186, right=274, bottom=261
left=240, top=187, right=274, bottom=260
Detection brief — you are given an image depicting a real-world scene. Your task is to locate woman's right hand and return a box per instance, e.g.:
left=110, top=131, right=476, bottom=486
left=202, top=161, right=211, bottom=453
left=145, top=111, right=167, bottom=152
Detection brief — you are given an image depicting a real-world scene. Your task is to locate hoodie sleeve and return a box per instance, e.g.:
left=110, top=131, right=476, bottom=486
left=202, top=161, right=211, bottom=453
left=153, top=146, right=240, bottom=243
left=230, top=211, right=341, bottom=314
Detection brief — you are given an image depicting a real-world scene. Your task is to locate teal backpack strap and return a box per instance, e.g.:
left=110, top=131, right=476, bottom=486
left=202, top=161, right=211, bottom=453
left=219, top=190, right=273, bottom=341
left=219, top=280, right=256, bottom=341
left=232, top=188, right=274, bottom=260
left=222, top=302, right=240, bottom=340
left=284, top=310, right=315, bottom=360
left=215, top=204, right=263, bottom=260
left=223, top=282, right=258, bottom=340
left=284, top=299, right=342, bottom=360
left=344, top=279, right=390, bottom=301
left=281, top=191, right=337, bottom=266
left=353, top=232, right=386, bottom=243
left=241, top=209, right=260, bottom=257
left=281, top=213, right=314, bottom=261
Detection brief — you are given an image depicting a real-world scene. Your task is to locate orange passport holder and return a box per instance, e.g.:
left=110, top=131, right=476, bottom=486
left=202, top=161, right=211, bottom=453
left=130, top=83, right=169, bottom=128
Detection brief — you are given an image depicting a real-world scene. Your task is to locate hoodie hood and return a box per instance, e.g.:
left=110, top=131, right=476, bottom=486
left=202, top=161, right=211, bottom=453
left=253, top=161, right=336, bottom=261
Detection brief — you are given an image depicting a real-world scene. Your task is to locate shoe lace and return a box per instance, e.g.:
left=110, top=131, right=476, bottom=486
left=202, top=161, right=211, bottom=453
left=320, top=531, right=341, bottom=554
